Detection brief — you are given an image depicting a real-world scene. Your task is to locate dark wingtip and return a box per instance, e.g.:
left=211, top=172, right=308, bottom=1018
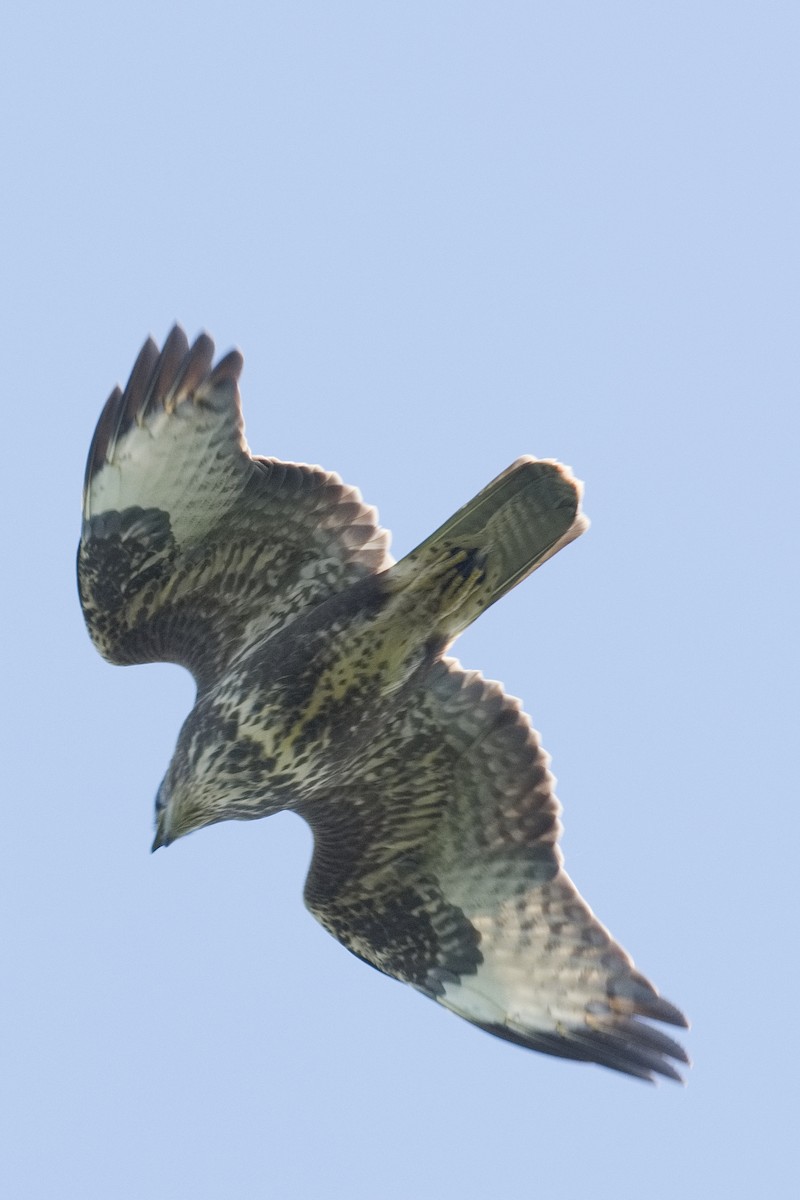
left=83, top=326, right=242, bottom=510
left=163, top=331, right=216, bottom=408
left=207, top=347, right=244, bottom=388
left=83, top=334, right=159, bottom=490
left=118, top=336, right=160, bottom=437
left=648, top=996, right=690, bottom=1030
left=469, top=1013, right=689, bottom=1083
left=609, top=973, right=689, bottom=1029
left=84, top=326, right=221, bottom=460
left=137, top=323, right=190, bottom=422
left=83, top=383, right=123, bottom=496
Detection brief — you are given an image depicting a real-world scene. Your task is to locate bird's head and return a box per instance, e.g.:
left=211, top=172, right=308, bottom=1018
left=151, top=749, right=216, bottom=851
left=150, top=702, right=281, bottom=851
left=150, top=702, right=235, bottom=851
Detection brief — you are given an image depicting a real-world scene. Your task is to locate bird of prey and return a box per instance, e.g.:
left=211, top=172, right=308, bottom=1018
left=78, top=325, right=688, bottom=1082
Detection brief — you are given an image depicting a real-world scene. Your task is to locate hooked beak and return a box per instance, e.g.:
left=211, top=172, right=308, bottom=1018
left=152, top=781, right=170, bottom=852
left=151, top=825, right=171, bottom=852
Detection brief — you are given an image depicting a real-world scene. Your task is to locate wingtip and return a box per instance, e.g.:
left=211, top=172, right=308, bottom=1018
left=137, top=324, right=191, bottom=421
left=82, top=326, right=241, bottom=507
left=207, top=347, right=244, bottom=388
left=609, top=975, right=690, bottom=1030
left=467, top=1015, right=688, bottom=1083
left=163, top=331, right=216, bottom=410
left=83, top=383, right=123, bottom=506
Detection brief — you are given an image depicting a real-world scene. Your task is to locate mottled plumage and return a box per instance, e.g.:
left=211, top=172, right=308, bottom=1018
left=79, top=326, right=689, bottom=1082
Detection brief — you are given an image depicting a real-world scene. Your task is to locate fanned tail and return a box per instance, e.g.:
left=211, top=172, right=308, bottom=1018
left=391, top=457, right=588, bottom=642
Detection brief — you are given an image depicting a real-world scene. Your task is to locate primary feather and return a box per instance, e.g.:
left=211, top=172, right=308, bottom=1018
left=78, top=326, right=688, bottom=1082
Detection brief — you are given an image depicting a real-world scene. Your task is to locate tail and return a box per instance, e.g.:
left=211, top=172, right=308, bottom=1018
left=392, top=457, right=588, bottom=641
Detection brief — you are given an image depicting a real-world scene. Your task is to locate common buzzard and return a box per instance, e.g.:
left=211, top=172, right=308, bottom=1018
left=78, top=326, right=688, bottom=1081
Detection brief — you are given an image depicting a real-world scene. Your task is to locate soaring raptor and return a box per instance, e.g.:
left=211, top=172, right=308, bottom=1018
left=78, top=326, right=688, bottom=1081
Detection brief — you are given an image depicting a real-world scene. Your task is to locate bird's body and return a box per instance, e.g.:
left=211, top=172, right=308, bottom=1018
left=79, top=326, right=689, bottom=1081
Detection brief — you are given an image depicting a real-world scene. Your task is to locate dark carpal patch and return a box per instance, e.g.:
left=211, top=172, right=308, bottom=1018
left=314, top=877, right=483, bottom=993
left=79, top=506, right=174, bottom=607
left=78, top=507, right=175, bottom=658
left=78, top=507, right=233, bottom=677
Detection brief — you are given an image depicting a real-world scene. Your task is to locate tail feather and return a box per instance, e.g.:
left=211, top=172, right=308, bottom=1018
left=395, top=457, right=588, bottom=640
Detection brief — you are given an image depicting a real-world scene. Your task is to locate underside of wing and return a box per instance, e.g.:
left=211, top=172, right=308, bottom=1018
left=78, top=327, right=391, bottom=688
left=302, top=658, right=688, bottom=1081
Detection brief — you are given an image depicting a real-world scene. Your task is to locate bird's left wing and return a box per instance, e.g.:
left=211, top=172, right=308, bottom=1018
left=302, top=657, right=688, bottom=1081
left=78, top=327, right=391, bottom=688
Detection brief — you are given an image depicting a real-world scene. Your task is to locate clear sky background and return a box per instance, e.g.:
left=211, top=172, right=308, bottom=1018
left=1, top=3, right=797, bottom=1197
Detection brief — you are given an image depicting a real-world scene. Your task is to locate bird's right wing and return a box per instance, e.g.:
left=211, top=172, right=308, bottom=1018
left=78, top=327, right=391, bottom=689
left=303, top=657, right=688, bottom=1081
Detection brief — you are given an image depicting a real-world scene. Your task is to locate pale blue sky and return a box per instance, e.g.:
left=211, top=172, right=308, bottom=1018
left=2, top=3, right=797, bottom=1197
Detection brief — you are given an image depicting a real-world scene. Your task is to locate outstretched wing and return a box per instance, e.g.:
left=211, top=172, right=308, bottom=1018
left=303, top=657, right=688, bottom=1081
left=78, top=327, right=391, bottom=689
